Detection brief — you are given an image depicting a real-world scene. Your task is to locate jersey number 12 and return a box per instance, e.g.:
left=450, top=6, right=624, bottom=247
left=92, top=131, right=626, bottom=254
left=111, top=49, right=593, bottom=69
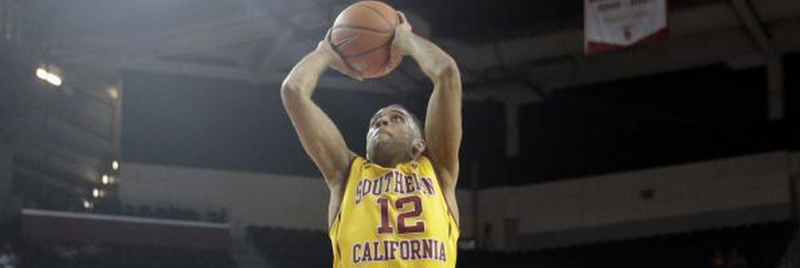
left=377, top=196, right=425, bottom=235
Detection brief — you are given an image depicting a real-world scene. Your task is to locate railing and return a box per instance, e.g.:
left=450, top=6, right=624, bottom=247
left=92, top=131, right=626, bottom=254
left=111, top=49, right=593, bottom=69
left=777, top=227, right=800, bottom=268
left=22, top=209, right=231, bottom=250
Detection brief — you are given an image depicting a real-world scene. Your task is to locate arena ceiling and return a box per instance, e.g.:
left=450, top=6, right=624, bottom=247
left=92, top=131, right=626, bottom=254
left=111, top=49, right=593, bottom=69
left=19, top=0, right=800, bottom=101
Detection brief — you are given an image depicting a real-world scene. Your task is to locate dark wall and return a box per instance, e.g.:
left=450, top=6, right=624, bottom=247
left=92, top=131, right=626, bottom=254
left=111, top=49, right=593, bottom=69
left=122, top=71, right=310, bottom=175
left=122, top=71, right=403, bottom=177
left=505, top=64, right=786, bottom=186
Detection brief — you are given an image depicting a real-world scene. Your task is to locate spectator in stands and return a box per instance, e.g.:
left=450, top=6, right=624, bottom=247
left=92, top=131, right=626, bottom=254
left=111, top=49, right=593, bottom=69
left=80, top=244, right=100, bottom=257
left=712, top=249, right=725, bottom=268
left=0, top=252, right=8, bottom=268
left=727, top=249, right=747, bottom=268
left=0, top=243, right=17, bottom=268
left=53, top=244, right=79, bottom=260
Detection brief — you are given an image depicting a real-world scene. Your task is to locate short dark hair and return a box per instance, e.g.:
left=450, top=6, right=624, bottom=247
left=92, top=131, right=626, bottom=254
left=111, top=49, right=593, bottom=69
left=373, top=104, right=424, bottom=139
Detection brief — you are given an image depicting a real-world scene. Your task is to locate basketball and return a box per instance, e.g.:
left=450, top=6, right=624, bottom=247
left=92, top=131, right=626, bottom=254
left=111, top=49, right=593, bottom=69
left=329, top=1, right=401, bottom=78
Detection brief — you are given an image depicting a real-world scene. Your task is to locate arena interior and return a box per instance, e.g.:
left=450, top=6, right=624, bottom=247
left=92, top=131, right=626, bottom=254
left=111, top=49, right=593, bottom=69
left=0, top=0, right=799, bottom=267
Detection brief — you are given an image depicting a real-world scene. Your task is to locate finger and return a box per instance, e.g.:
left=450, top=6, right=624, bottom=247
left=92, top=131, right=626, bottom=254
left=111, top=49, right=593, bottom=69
left=397, top=11, right=407, bottom=24
left=396, top=11, right=412, bottom=32
left=325, top=28, right=333, bottom=43
left=317, top=40, right=330, bottom=52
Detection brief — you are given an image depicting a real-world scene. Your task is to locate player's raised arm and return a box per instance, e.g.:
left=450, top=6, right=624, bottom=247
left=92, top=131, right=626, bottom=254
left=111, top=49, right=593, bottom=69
left=393, top=14, right=463, bottom=189
left=281, top=40, right=357, bottom=188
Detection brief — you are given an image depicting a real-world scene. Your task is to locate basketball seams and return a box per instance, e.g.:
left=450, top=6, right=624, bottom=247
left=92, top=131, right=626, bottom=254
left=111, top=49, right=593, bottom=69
left=340, top=42, right=389, bottom=58
left=332, top=24, right=394, bottom=34
left=329, top=1, right=399, bottom=78
left=379, top=50, right=391, bottom=75
left=331, top=28, right=393, bottom=58
left=375, top=36, right=394, bottom=74
left=343, top=46, right=390, bottom=76
left=353, top=3, right=396, bottom=31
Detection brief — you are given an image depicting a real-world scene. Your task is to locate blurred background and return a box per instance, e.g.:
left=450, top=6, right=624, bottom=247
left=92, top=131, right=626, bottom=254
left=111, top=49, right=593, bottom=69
left=0, top=0, right=798, bottom=267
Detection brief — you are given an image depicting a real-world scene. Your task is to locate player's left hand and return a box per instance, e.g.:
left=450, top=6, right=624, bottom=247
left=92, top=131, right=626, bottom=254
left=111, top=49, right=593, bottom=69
left=370, top=11, right=413, bottom=78
left=391, top=11, right=414, bottom=55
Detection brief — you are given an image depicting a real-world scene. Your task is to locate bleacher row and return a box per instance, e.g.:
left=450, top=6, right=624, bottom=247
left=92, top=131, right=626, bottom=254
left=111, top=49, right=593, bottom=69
left=21, top=242, right=236, bottom=268
left=90, top=201, right=228, bottom=223
left=1, top=218, right=236, bottom=268
left=247, top=220, right=797, bottom=268
left=461, top=221, right=797, bottom=268
left=247, top=226, right=332, bottom=268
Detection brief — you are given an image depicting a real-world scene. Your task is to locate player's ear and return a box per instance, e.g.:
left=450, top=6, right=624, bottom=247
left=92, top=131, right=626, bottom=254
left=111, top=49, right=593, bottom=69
left=411, top=138, right=426, bottom=158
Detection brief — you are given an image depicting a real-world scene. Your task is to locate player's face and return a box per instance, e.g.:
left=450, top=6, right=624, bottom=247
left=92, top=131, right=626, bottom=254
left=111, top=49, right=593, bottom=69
left=366, top=106, right=419, bottom=160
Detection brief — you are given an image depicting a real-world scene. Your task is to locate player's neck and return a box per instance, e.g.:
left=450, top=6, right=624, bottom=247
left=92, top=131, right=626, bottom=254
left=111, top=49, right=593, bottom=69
left=369, top=152, right=414, bottom=168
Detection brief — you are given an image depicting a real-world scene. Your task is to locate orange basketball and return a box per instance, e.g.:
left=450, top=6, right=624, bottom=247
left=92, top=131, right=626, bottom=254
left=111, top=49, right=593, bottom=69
left=329, top=1, right=400, bottom=79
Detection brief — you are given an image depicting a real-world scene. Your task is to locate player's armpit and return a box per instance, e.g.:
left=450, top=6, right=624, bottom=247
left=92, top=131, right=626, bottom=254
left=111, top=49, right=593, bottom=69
left=424, top=62, right=462, bottom=189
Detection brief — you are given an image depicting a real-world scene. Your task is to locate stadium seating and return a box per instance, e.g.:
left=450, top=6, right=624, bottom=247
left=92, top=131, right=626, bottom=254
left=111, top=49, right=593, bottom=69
left=248, top=226, right=332, bottom=268
left=21, top=242, right=236, bottom=268
left=248, top=221, right=796, bottom=268
left=459, top=220, right=797, bottom=268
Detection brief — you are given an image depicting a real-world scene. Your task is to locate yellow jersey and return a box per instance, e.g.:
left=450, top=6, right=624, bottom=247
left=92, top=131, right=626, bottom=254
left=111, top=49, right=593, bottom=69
left=329, top=156, right=459, bottom=268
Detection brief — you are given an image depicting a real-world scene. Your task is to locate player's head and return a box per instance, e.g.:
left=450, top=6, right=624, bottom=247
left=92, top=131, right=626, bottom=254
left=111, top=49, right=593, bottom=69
left=366, top=104, right=425, bottom=165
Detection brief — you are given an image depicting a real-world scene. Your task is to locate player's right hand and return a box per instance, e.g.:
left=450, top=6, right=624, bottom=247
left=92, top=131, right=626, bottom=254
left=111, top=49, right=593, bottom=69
left=318, top=30, right=364, bottom=81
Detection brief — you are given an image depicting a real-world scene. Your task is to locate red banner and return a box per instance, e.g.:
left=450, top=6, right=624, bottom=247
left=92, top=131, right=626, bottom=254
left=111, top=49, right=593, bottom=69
left=585, top=0, right=669, bottom=55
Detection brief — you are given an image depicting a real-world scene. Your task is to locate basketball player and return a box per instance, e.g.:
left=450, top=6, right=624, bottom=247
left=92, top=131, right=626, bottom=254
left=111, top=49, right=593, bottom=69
left=281, top=13, right=461, bottom=268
